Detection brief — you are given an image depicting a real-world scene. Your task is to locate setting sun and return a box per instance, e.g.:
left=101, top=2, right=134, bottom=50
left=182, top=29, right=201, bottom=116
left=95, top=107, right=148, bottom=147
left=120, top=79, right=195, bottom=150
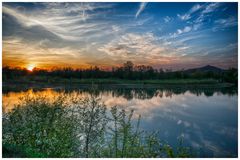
left=27, top=64, right=35, bottom=71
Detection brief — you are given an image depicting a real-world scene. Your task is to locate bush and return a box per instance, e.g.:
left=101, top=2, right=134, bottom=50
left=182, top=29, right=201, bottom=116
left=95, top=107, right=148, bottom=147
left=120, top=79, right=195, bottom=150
left=3, top=94, right=191, bottom=158
left=3, top=95, right=76, bottom=157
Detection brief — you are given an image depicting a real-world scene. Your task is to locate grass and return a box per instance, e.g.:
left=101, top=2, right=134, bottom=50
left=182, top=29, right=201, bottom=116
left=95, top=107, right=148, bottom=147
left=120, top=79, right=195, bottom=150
left=3, top=94, right=191, bottom=158
left=4, top=75, right=224, bottom=85
left=66, top=78, right=219, bottom=84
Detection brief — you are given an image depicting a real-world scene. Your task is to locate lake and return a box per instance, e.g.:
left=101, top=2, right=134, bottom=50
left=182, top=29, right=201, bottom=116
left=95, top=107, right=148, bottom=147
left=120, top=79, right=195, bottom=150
left=2, top=85, right=238, bottom=157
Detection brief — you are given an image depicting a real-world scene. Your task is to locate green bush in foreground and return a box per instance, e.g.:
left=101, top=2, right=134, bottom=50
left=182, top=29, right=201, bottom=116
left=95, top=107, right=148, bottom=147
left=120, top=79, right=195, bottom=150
left=3, top=95, right=191, bottom=158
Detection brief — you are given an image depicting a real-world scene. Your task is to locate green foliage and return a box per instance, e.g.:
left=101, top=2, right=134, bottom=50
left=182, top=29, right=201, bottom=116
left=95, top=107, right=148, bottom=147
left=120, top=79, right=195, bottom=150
left=3, top=95, right=76, bottom=157
left=101, top=107, right=190, bottom=158
left=3, top=143, right=47, bottom=158
left=68, top=95, right=107, bottom=157
left=3, top=95, right=191, bottom=158
left=223, top=68, right=238, bottom=85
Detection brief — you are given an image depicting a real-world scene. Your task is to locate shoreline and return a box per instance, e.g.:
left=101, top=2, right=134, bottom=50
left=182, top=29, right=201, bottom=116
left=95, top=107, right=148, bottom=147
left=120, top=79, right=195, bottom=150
left=2, top=80, right=236, bottom=93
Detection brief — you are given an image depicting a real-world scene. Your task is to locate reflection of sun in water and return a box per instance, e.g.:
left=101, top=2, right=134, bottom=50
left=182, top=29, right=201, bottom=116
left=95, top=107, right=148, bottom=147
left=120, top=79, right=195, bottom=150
left=27, top=64, right=35, bottom=71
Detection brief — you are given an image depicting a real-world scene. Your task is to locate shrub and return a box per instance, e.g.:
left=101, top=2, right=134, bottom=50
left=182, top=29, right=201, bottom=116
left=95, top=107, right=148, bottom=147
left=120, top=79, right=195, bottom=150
left=3, top=94, right=191, bottom=158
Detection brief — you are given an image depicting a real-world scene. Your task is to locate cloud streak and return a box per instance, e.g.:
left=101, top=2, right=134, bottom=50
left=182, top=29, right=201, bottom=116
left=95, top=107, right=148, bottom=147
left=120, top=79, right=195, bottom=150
left=3, top=3, right=114, bottom=41
left=164, top=16, right=172, bottom=23
left=135, top=2, right=148, bottom=18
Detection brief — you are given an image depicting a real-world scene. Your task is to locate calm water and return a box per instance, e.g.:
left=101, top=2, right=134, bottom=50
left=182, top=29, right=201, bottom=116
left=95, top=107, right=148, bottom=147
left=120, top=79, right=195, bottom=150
left=2, top=86, right=238, bottom=157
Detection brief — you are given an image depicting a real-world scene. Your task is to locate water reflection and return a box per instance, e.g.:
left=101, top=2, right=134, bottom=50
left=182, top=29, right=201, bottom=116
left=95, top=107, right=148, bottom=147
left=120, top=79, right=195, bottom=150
left=3, top=85, right=237, bottom=99
left=2, top=86, right=237, bottom=113
left=62, top=86, right=237, bottom=99
left=2, top=86, right=238, bottom=157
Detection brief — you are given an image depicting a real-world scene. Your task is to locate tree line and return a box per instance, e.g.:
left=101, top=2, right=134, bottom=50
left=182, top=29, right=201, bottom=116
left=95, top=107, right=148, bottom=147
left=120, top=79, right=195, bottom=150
left=2, top=61, right=237, bottom=84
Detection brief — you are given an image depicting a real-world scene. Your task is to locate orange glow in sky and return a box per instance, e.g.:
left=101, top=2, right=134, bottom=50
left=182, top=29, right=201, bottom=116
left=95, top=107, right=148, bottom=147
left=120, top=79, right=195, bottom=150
left=27, top=64, right=35, bottom=71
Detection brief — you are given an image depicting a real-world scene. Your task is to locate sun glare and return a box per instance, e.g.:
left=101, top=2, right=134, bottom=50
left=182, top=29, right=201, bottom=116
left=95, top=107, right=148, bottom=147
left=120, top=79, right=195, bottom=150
left=27, top=64, right=35, bottom=71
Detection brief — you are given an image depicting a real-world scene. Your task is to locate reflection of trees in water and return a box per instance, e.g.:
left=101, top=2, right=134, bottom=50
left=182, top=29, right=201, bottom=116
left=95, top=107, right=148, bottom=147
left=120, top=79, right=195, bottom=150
left=188, top=87, right=237, bottom=97
left=3, top=85, right=237, bottom=101
left=111, top=89, right=156, bottom=100
left=60, top=86, right=237, bottom=100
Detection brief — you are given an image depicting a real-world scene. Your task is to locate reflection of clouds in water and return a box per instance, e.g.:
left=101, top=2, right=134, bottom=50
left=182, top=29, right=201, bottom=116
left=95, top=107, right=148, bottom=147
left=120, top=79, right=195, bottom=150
left=183, top=121, right=191, bottom=127
left=102, top=96, right=128, bottom=107
left=2, top=88, right=237, bottom=157
left=179, top=122, right=226, bottom=157
left=177, top=120, right=182, bottom=125
left=202, top=140, right=224, bottom=157
left=181, top=103, right=189, bottom=108
left=102, top=89, right=237, bottom=157
left=188, top=123, right=234, bottom=157
left=102, top=95, right=170, bottom=119
left=113, top=91, right=237, bottom=157
left=209, top=122, right=237, bottom=139
left=3, top=89, right=237, bottom=118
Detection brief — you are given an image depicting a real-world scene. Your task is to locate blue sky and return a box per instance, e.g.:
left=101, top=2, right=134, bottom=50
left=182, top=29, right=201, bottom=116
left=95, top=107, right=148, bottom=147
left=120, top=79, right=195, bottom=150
left=2, top=2, right=238, bottom=70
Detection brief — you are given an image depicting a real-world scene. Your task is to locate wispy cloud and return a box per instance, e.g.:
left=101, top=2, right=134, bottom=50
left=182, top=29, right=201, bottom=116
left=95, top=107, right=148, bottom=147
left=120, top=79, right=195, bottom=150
left=178, top=3, right=220, bottom=23
left=99, top=33, right=164, bottom=59
left=177, top=13, right=191, bottom=21
left=195, top=3, right=221, bottom=23
left=202, top=3, right=221, bottom=14
left=190, top=4, right=203, bottom=13
left=177, top=4, right=203, bottom=21
left=98, top=32, right=193, bottom=67
left=213, top=17, right=237, bottom=31
left=3, top=3, right=114, bottom=41
left=135, top=2, right=148, bottom=18
left=3, top=6, right=40, bottom=27
left=164, top=16, right=172, bottom=23
left=172, top=26, right=192, bottom=38
left=175, top=2, right=222, bottom=39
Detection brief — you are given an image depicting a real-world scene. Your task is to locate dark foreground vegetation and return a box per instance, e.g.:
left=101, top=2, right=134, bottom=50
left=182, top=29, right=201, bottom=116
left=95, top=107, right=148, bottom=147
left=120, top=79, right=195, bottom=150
left=2, top=95, right=191, bottom=158
left=3, top=61, right=238, bottom=85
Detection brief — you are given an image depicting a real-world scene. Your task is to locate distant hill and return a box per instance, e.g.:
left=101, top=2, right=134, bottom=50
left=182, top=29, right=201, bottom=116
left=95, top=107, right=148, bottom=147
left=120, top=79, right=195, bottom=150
left=184, top=65, right=224, bottom=73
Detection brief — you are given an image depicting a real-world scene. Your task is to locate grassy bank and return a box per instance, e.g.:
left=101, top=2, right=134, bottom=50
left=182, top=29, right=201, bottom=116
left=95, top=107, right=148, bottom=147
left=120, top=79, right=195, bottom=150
left=3, top=95, right=191, bottom=158
left=3, top=77, right=236, bottom=94
left=4, top=76, right=228, bottom=85
left=61, top=78, right=220, bottom=84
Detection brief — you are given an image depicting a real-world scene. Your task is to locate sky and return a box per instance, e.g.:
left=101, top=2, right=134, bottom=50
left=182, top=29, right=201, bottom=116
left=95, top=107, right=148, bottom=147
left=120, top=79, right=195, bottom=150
left=2, top=2, right=238, bottom=70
